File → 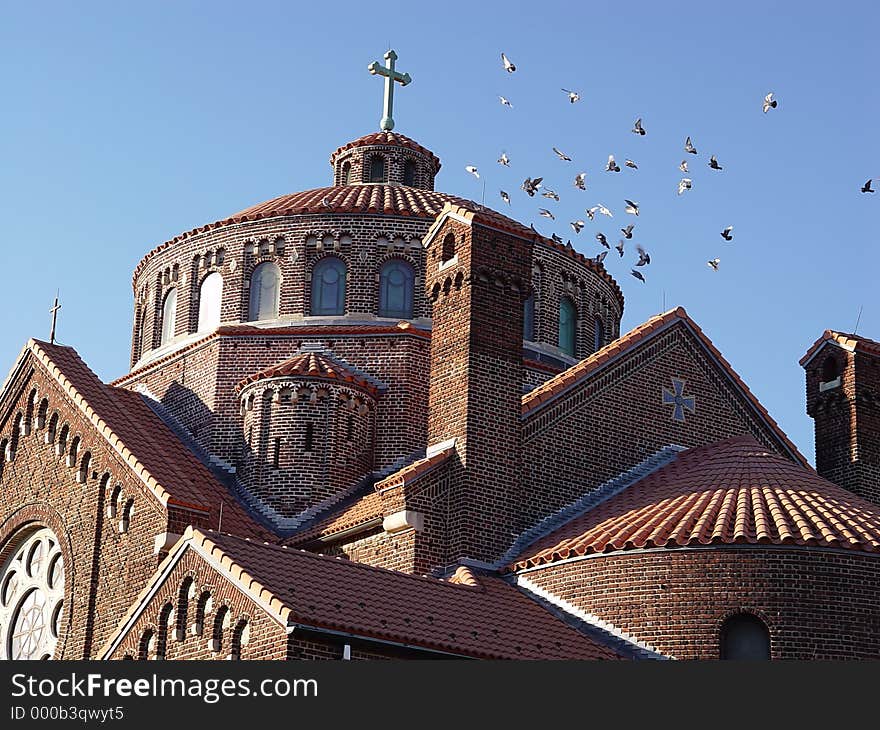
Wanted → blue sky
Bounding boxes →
[0,1,875,462]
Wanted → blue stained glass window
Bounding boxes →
[559,298,576,356]
[378,260,414,319]
[311,257,347,316]
[523,295,535,341]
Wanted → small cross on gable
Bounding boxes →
[662,377,696,423]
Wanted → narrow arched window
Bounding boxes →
[248,262,281,321]
[720,614,771,660]
[523,295,535,341]
[378,259,415,319]
[197,272,223,332]
[559,298,577,356]
[160,288,177,346]
[341,160,352,184]
[369,155,385,182]
[441,233,456,263]
[593,316,605,352]
[311,257,347,316]
[403,160,417,186]
[821,355,840,383]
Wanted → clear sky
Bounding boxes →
[0,1,875,463]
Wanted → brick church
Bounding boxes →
[1,54,879,661]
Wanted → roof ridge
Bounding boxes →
[800,328,880,366]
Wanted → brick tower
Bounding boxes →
[423,205,534,567]
[802,331,880,504]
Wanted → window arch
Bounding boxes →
[248,262,281,321]
[160,288,177,346]
[594,316,605,352]
[523,295,535,341]
[230,618,249,660]
[311,257,347,316]
[341,160,352,184]
[378,259,415,319]
[559,298,577,356]
[441,233,456,263]
[175,576,195,641]
[403,159,417,186]
[197,272,223,332]
[369,155,385,182]
[821,355,840,383]
[156,602,173,660]
[720,614,770,660]
[138,628,155,661]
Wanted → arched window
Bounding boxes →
[138,628,155,661]
[160,288,177,346]
[594,316,605,352]
[311,257,347,316]
[378,259,415,319]
[403,160,417,186]
[720,614,770,660]
[248,262,281,321]
[156,603,173,660]
[341,160,352,184]
[441,233,456,263]
[230,618,249,660]
[369,155,385,182]
[821,355,840,383]
[197,272,223,332]
[559,298,577,356]
[523,295,535,341]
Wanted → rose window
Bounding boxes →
[0,528,66,660]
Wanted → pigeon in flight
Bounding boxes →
[574,172,587,190]
[632,118,646,135]
[679,160,689,173]
[562,88,581,103]
[862,179,875,193]
[571,220,585,234]
[707,258,720,271]
[551,233,563,243]
[631,269,646,283]
[678,178,693,195]
[585,206,598,220]
[499,96,513,108]
[685,136,698,154]
[621,224,634,239]
[541,188,560,201]
[606,155,621,172]
[539,208,556,220]
[553,147,572,161]
[708,155,723,170]
[498,152,510,166]
[596,232,610,249]
[624,200,640,216]
[595,250,608,264]
[615,239,625,257]
[763,92,777,113]
[465,165,480,179]
[500,190,511,205]
[625,159,638,169]
[501,53,516,73]
[721,226,733,241]
[597,204,613,218]
[635,245,650,266]
[522,177,543,196]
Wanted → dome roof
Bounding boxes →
[330,131,441,170]
[236,350,380,396]
[510,435,880,570]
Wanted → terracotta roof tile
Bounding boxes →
[799,329,880,367]
[284,489,384,546]
[510,435,880,570]
[329,131,442,170]
[375,447,454,492]
[235,351,379,396]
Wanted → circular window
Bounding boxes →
[0,528,66,660]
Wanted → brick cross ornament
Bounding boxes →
[368,49,411,131]
[662,377,696,422]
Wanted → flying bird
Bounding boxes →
[522,177,543,196]
[499,96,513,108]
[561,88,580,103]
[636,244,650,266]
[708,155,723,170]
[596,232,610,249]
[500,190,511,205]
[862,179,875,193]
[763,92,777,113]
[721,226,733,241]
[498,152,510,166]
[571,220,585,234]
[541,188,560,201]
[539,208,555,220]
[632,118,646,135]
[631,269,646,283]
[615,239,625,257]
[707,258,720,271]
[553,147,572,161]
[679,160,689,173]
[465,165,480,179]
[595,251,608,264]
[574,172,586,190]
[621,224,634,239]
[597,204,613,218]
[624,200,640,216]
[625,159,638,169]
[685,136,698,154]
[606,155,621,172]
[585,206,598,220]
[501,52,516,73]
[678,178,692,195]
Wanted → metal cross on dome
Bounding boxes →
[662,377,696,423]
[368,49,411,131]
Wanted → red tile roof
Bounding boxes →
[510,435,880,571]
[183,529,621,659]
[799,330,880,367]
[284,489,384,546]
[329,131,442,170]
[374,447,454,492]
[235,351,379,396]
[28,340,268,539]
[520,307,807,467]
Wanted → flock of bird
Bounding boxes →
[463,53,874,288]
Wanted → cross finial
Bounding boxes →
[49,293,61,345]
[367,49,412,131]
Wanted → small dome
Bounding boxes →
[330,131,441,190]
[330,131,441,170]
[236,350,380,397]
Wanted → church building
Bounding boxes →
[1,52,879,661]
